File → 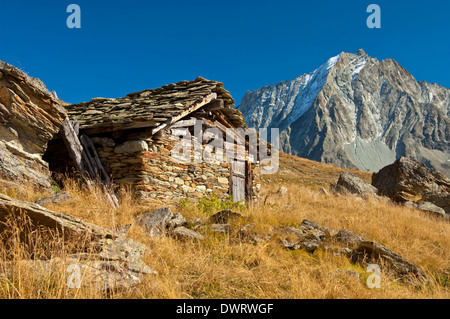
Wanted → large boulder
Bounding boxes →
[331,172,378,198]
[372,157,450,205]
[0,61,67,189]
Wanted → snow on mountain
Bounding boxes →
[237,49,450,176]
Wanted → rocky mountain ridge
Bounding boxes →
[237,49,449,176]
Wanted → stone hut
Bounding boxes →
[45,77,259,204]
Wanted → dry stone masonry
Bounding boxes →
[62,77,259,204]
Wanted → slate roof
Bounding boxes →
[66,77,246,134]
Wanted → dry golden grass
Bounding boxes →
[0,159,449,299]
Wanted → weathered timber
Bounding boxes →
[151,93,217,135]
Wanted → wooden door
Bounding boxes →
[230,159,246,202]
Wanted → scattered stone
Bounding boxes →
[329,183,350,196]
[422,193,450,215]
[35,192,75,207]
[209,209,247,224]
[167,212,186,229]
[417,202,446,218]
[334,229,365,246]
[404,201,418,209]
[334,172,378,198]
[211,224,230,234]
[0,193,113,238]
[171,226,204,241]
[135,207,173,237]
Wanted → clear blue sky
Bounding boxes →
[1,0,449,105]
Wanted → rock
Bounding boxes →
[329,183,350,196]
[0,61,67,189]
[114,140,148,154]
[167,212,186,229]
[372,157,450,203]
[209,209,246,224]
[417,202,446,218]
[282,238,321,253]
[350,240,428,285]
[114,224,132,236]
[279,223,324,254]
[404,201,418,209]
[334,172,378,198]
[171,226,204,241]
[276,186,288,195]
[334,229,365,246]
[91,137,116,148]
[422,193,450,215]
[0,193,155,291]
[135,207,173,237]
[90,236,154,275]
[35,192,75,207]
[211,224,230,234]
[0,193,114,238]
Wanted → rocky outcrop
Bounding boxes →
[0,193,155,290]
[279,219,428,285]
[0,61,67,189]
[237,49,449,176]
[372,157,450,209]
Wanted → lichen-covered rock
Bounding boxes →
[0,61,67,189]
[372,157,450,203]
[171,226,204,241]
[417,202,446,218]
[422,193,450,215]
[334,172,378,198]
[135,207,173,237]
[35,192,75,207]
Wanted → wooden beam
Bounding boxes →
[203,99,224,111]
[59,118,119,208]
[59,118,88,180]
[151,93,217,135]
[80,134,119,208]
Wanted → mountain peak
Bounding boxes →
[237,51,449,176]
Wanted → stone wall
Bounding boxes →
[92,132,259,204]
